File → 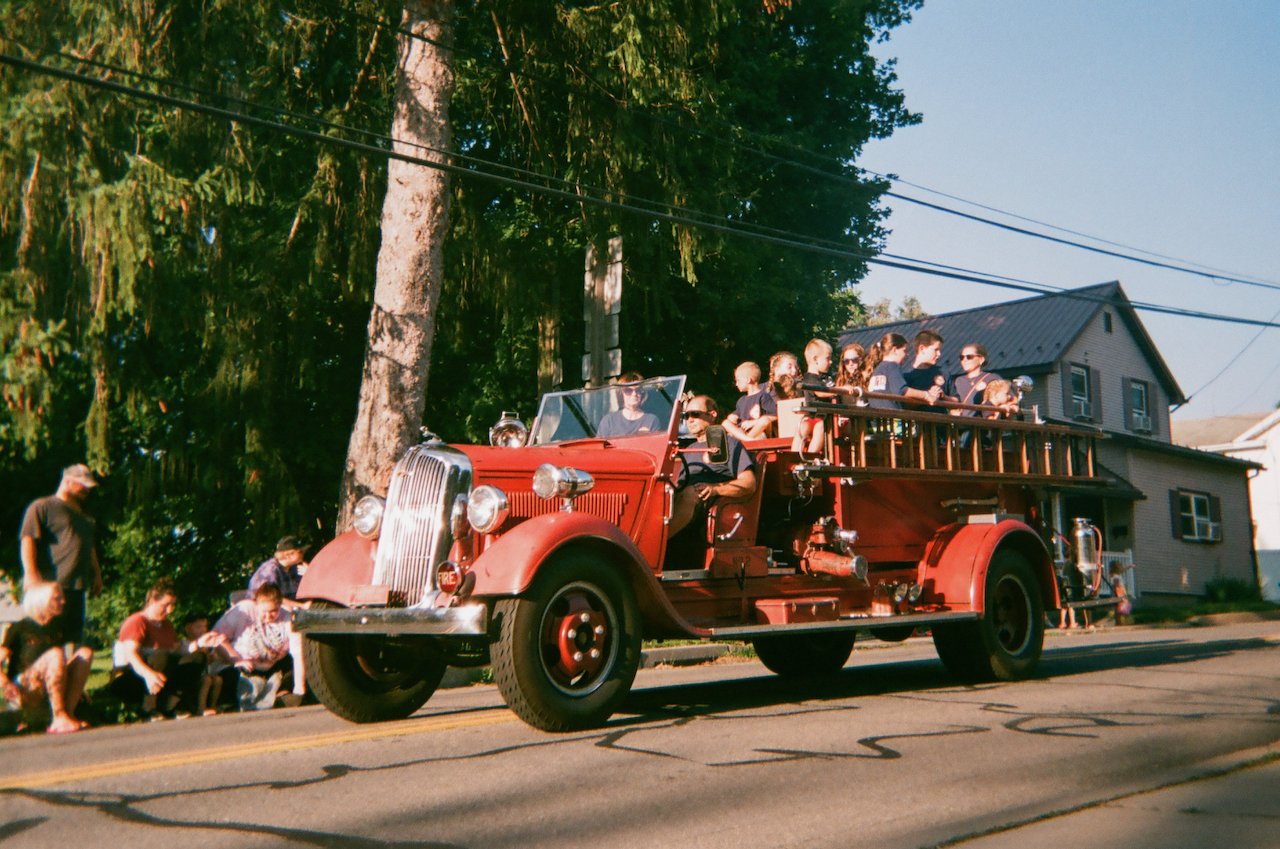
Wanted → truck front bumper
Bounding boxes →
[292,602,489,637]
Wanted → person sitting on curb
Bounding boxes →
[0,583,92,734]
[111,578,225,719]
[248,536,312,707]
[181,612,224,715]
[213,583,297,709]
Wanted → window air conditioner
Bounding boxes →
[1132,412,1153,432]
[1072,398,1092,419]
[1207,522,1222,542]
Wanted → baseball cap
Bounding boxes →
[61,464,98,488]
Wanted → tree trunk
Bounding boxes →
[337,0,454,530]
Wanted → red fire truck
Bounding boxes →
[293,375,1116,731]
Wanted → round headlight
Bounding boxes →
[532,464,594,500]
[352,495,385,539]
[467,485,509,534]
[489,411,528,448]
[532,463,562,499]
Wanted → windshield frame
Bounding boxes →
[529,376,686,446]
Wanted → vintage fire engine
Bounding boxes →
[293,375,1117,731]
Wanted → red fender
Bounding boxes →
[469,512,649,595]
[920,519,1057,614]
[296,530,376,607]
[470,512,702,637]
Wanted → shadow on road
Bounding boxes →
[618,634,1278,726]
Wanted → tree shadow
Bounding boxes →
[617,634,1279,726]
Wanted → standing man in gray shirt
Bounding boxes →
[19,464,103,645]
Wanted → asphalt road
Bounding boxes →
[2,620,1278,849]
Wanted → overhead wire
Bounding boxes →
[3,49,1279,331]
[314,2,1280,292]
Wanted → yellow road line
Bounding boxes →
[2,709,515,790]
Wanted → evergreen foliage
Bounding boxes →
[0,0,920,639]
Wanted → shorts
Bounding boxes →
[50,588,87,645]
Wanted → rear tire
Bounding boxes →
[752,631,855,677]
[933,550,1044,682]
[304,605,446,723]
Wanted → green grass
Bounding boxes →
[1131,599,1279,625]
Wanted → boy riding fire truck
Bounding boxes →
[293,375,1117,731]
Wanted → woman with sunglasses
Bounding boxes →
[596,372,662,438]
[834,343,866,401]
[951,343,998,417]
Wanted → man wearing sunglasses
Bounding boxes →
[669,395,757,536]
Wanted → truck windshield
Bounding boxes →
[530,376,686,445]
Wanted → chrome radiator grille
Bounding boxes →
[372,443,472,604]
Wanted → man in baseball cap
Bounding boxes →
[18,463,104,646]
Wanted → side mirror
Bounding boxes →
[703,425,729,464]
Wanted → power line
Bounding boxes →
[3,38,894,266]
[863,170,1275,283]
[4,50,1280,332]
[319,4,1280,292]
[1184,305,1280,402]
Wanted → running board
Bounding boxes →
[708,610,980,639]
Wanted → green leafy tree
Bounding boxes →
[0,0,921,637]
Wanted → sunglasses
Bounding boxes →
[960,354,980,360]
[682,410,711,420]
[842,357,860,364]
[621,387,642,395]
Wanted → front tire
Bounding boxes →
[753,631,855,677]
[933,550,1044,682]
[492,552,641,732]
[304,611,446,723]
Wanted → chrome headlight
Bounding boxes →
[489,411,529,447]
[532,464,595,500]
[1012,375,1035,397]
[352,495,385,539]
[467,485,509,533]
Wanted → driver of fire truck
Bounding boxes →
[597,372,663,438]
[669,395,757,536]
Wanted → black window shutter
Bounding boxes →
[1148,390,1160,436]
[1061,362,1075,418]
[1122,377,1134,431]
[1090,368,1103,423]
[1209,495,1222,523]
[1169,489,1183,539]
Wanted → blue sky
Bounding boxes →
[855,1,1280,421]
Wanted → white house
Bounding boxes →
[1174,410,1280,601]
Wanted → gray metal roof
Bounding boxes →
[838,282,1185,402]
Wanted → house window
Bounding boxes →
[1129,380,1151,432]
[1070,365,1092,419]
[1171,489,1222,543]
[1103,312,1113,333]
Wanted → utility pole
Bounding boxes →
[582,236,622,387]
